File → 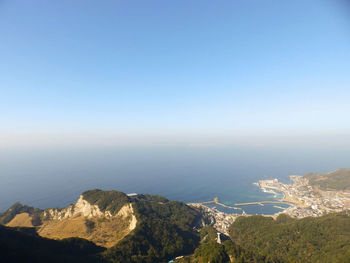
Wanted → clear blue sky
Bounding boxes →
[1,0,350,146]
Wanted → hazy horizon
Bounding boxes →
[1,144,349,212]
[1,2,350,262]
[1,1,350,211]
[1,0,350,148]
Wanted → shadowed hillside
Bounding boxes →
[0,190,202,263]
[0,225,105,263]
[2,190,350,263]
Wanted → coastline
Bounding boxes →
[191,177,301,226]
[257,179,301,206]
[255,174,350,218]
[190,181,296,225]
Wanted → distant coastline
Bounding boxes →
[257,171,350,218]
[192,169,350,222]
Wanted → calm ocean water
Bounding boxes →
[0,146,349,214]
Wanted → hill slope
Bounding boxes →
[0,225,104,263]
[305,168,350,191]
[228,213,350,263]
[2,189,350,262]
[104,194,201,262]
[0,189,202,263]
[38,190,135,247]
[0,202,42,226]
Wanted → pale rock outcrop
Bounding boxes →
[117,203,137,230]
[44,195,112,220]
[39,196,137,247]
[43,195,137,231]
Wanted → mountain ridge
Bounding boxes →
[0,189,202,262]
[2,187,350,262]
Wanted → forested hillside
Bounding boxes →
[1,191,350,263]
[103,194,201,262]
[0,190,202,263]
[229,213,350,263]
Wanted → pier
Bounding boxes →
[199,198,241,210]
[199,197,291,208]
[234,201,291,206]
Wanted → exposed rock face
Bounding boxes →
[117,203,137,231]
[2,192,138,248]
[44,195,112,220]
[38,196,137,248]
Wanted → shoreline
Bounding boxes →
[191,178,299,219]
[257,179,302,206]
[254,175,350,218]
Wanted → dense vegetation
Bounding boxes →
[0,202,42,226]
[2,190,350,263]
[179,213,350,263]
[178,225,249,263]
[0,191,202,263]
[82,189,130,214]
[229,212,350,263]
[305,168,350,191]
[103,195,201,263]
[178,226,229,263]
[82,190,202,262]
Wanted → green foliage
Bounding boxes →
[305,168,350,191]
[103,198,201,263]
[275,213,294,224]
[82,189,130,214]
[1,190,203,263]
[199,225,217,242]
[132,193,169,203]
[5,189,350,263]
[229,212,350,263]
[185,226,245,263]
[193,240,229,263]
[0,202,42,225]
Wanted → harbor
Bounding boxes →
[198,197,292,209]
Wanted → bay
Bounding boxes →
[0,145,349,214]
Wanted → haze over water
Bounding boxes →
[1,145,349,214]
[1,1,349,215]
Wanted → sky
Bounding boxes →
[1,0,350,147]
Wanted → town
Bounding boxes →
[190,174,350,236]
[258,176,350,218]
[189,203,237,235]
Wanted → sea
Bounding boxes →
[0,145,349,215]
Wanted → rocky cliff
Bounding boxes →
[38,194,136,248]
[0,189,202,262]
[43,195,113,220]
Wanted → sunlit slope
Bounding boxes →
[0,189,202,263]
[305,168,350,191]
[38,190,136,248]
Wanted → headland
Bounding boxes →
[258,173,350,218]
[190,169,350,231]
